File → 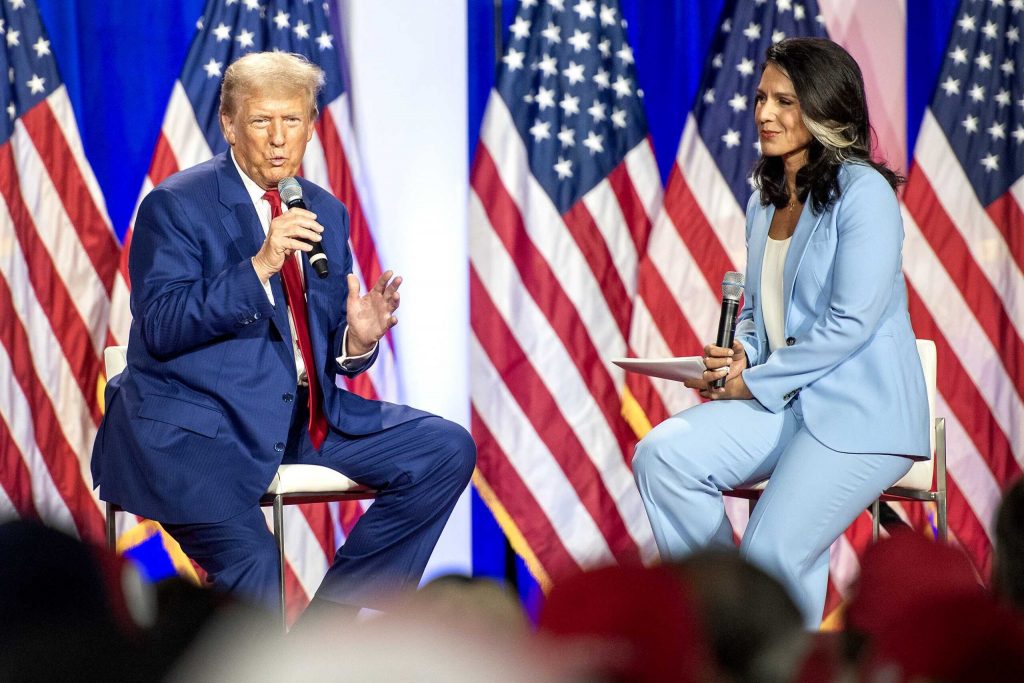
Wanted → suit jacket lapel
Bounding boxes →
[748,202,771,346]
[214,153,293,348]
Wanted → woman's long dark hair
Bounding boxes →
[751,38,903,214]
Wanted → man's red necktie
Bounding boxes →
[263,190,329,450]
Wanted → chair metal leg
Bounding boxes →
[105,502,117,552]
[274,495,286,631]
[935,491,948,543]
[871,499,880,542]
[935,417,948,543]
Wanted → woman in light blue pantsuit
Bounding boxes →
[632,39,930,628]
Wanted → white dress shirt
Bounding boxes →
[761,235,791,354]
[230,151,376,380]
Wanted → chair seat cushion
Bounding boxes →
[265,464,365,495]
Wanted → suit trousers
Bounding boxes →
[164,387,476,613]
[632,396,912,628]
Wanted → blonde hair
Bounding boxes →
[219,52,325,119]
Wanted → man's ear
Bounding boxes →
[220,112,235,145]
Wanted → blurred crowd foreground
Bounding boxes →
[3,477,1024,682]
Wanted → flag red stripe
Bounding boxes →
[472,147,637,458]
[337,500,363,537]
[316,110,382,287]
[0,418,41,519]
[20,104,119,294]
[562,199,632,338]
[945,474,994,577]
[471,268,640,562]
[904,172,1024,400]
[906,282,1023,487]
[148,132,181,188]
[0,276,104,541]
[636,257,704,356]
[984,192,1024,278]
[471,407,581,579]
[663,167,738,294]
[343,372,379,401]
[314,110,395,350]
[297,502,336,561]
[0,145,103,424]
[607,160,652,255]
[284,559,311,627]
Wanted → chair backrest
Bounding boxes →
[889,339,937,491]
[104,345,128,380]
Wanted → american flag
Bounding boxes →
[900,0,1023,578]
[625,0,888,623]
[469,0,660,586]
[0,1,117,540]
[105,0,392,622]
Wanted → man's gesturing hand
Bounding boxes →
[252,208,324,283]
[346,270,401,356]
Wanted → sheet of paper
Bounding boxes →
[611,356,706,383]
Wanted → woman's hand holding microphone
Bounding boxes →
[682,340,753,400]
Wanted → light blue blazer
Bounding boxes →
[736,161,930,459]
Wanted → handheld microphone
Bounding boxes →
[278,177,329,279]
[712,271,745,389]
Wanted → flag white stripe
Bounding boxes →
[647,202,721,344]
[580,179,639,300]
[915,112,1024,334]
[327,96,381,234]
[305,110,400,402]
[901,206,1024,463]
[938,392,1001,537]
[471,192,657,556]
[628,297,700,417]
[0,484,14,520]
[303,128,330,189]
[471,333,615,567]
[1011,174,1024,213]
[262,506,329,599]
[0,195,103,518]
[0,345,78,534]
[678,116,748,267]
[479,93,626,355]
[827,532,861,598]
[45,88,112,229]
[11,121,109,355]
[623,140,664,228]
[163,82,214,168]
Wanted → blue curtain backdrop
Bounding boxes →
[37,0,961,605]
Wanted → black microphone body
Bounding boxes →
[278,177,329,279]
[712,272,745,389]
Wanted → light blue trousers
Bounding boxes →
[632,397,913,628]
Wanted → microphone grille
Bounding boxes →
[721,271,745,301]
[278,177,303,206]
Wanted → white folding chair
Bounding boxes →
[723,339,948,542]
[100,346,376,628]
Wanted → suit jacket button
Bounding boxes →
[274,442,285,452]
[786,337,796,346]
[282,393,294,403]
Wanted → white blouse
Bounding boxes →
[761,235,791,354]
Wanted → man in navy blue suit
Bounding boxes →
[91,52,476,615]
